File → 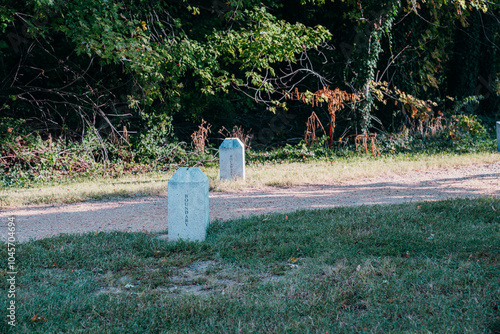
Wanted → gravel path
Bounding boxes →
[1,162,499,243]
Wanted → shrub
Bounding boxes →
[377,114,493,154]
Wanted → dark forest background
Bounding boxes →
[0,0,498,169]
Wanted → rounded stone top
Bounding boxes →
[219,138,244,149]
[169,167,208,183]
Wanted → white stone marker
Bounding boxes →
[219,138,245,180]
[168,167,209,242]
[497,121,500,152]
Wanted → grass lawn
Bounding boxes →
[1,151,499,207]
[1,197,499,333]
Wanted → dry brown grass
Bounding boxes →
[218,125,253,151]
[1,152,499,207]
[191,119,212,153]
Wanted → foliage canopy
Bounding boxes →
[0,0,498,161]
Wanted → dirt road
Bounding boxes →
[1,162,499,243]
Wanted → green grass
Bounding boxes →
[2,151,499,207]
[1,197,499,333]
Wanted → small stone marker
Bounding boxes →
[219,138,245,180]
[168,167,209,242]
[497,121,500,152]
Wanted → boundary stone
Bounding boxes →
[168,167,209,241]
[219,138,245,180]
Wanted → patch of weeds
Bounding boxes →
[264,179,294,187]
[377,114,495,155]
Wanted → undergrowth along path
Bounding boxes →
[1,162,499,243]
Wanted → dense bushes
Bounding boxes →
[0,1,498,187]
[1,113,495,187]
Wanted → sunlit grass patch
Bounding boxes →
[0,171,173,207]
[203,151,500,192]
[1,151,499,207]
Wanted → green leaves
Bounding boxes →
[209,6,331,96]
[18,1,332,109]
[0,5,14,34]
[213,7,330,72]
[1,0,495,151]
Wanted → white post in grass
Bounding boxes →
[219,138,245,181]
[497,121,500,152]
[168,167,209,242]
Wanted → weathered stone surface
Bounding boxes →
[219,138,245,180]
[168,167,209,242]
[497,121,500,152]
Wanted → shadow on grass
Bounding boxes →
[0,198,499,333]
